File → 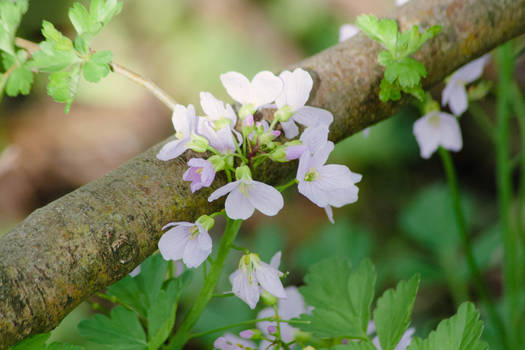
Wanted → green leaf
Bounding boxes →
[373,275,420,350]
[0,0,29,55]
[407,303,487,350]
[30,42,79,72]
[78,306,148,350]
[295,257,376,339]
[379,79,401,102]
[47,65,81,114]
[68,3,101,36]
[7,333,83,350]
[384,57,426,88]
[90,0,123,27]
[8,333,50,350]
[41,21,73,51]
[82,50,113,82]
[355,14,398,53]
[5,63,33,96]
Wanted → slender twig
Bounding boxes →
[438,147,509,349]
[14,37,177,111]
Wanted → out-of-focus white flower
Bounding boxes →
[396,0,411,6]
[220,71,283,116]
[157,104,199,161]
[442,54,490,116]
[368,321,415,350]
[230,252,286,309]
[339,24,359,42]
[214,333,255,350]
[158,216,214,268]
[257,286,308,349]
[129,265,141,277]
[413,110,462,159]
[276,68,333,139]
[208,166,283,220]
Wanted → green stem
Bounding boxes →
[438,147,508,349]
[468,102,496,143]
[496,43,520,349]
[166,218,243,350]
[276,179,298,192]
[510,83,525,249]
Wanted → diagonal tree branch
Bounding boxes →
[0,0,524,347]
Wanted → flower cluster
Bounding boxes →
[156,68,362,308]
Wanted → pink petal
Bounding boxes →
[250,71,283,107]
[248,182,284,216]
[225,187,255,220]
[158,226,190,261]
[208,181,240,202]
[157,139,188,161]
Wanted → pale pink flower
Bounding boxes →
[183,158,216,193]
[339,24,359,42]
[158,221,212,268]
[214,333,255,350]
[442,54,490,116]
[413,111,462,159]
[220,71,283,111]
[157,104,198,161]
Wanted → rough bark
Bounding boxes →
[1,0,524,347]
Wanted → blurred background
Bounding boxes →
[1,0,522,349]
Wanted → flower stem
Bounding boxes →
[276,179,298,192]
[496,43,520,349]
[166,218,243,350]
[438,147,508,349]
[511,83,525,249]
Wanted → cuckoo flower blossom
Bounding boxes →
[367,321,414,350]
[220,71,283,117]
[230,252,286,309]
[276,68,333,138]
[413,110,462,159]
[442,54,490,116]
[257,286,308,349]
[158,216,214,268]
[183,158,216,193]
[157,104,199,161]
[214,334,255,350]
[208,166,284,220]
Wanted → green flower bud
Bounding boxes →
[208,155,226,171]
[239,104,256,119]
[269,146,288,162]
[235,165,252,181]
[274,105,295,122]
[213,117,232,130]
[260,289,278,306]
[423,98,440,115]
[196,215,215,231]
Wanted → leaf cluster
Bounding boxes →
[294,257,487,350]
[78,254,191,350]
[0,0,121,112]
[7,333,83,350]
[356,14,441,102]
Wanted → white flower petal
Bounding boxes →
[413,114,441,159]
[250,71,283,107]
[448,84,468,116]
[326,186,360,207]
[363,127,371,138]
[277,68,313,110]
[339,24,359,42]
[158,226,190,261]
[198,229,213,251]
[129,265,141,277]
[208,181,240,202]
[255,262,286,298]
[230,269,260,309]
[324,205,335,223]
[183,238,211,268]
[256,307,275,336]
[301,124,330,154]
[247,182,284,216]
[221,71,251,104]
[279,286,307,319]
[451,54,490,84]
[437,112,463,152]
[396,0,410,6]
[280,119,299,139]
[311,141,335,169]
[293,106,334,128]
[270,251,282,270]
[395,328,415,350]
[317,164,356,190]
[298,181,329,207]
[225,187,255,220]
[156,138,188,161]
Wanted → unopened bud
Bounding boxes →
[260,289,278,306]
[239,104,256,119]
[208,155,226,171]
[235,165,252,181]
[188,134,209,153]
[239,329,262,340]
[196,215,215,231]
[267,325,277,334]
[274,105,294,122]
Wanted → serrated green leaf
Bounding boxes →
[379,79,401,102]
[46,342,84,350]
[403,84,425,101]
[69,3,101,36]
[90,0,123,26]
[373,275,420,350]
[384,57,426,88]
[41,21,73,51]
[73,35,90,56]
[78,306,148,350]
[355,14,398,53]
[1,51,15,69]
[407,303,487,350]
[7,333,50,350]
[82,50,113,82]
[0,0,28,55]
[295,257,376,339]
[29,42,79,73]
[47,65,81,114]
[5,63,33,96]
